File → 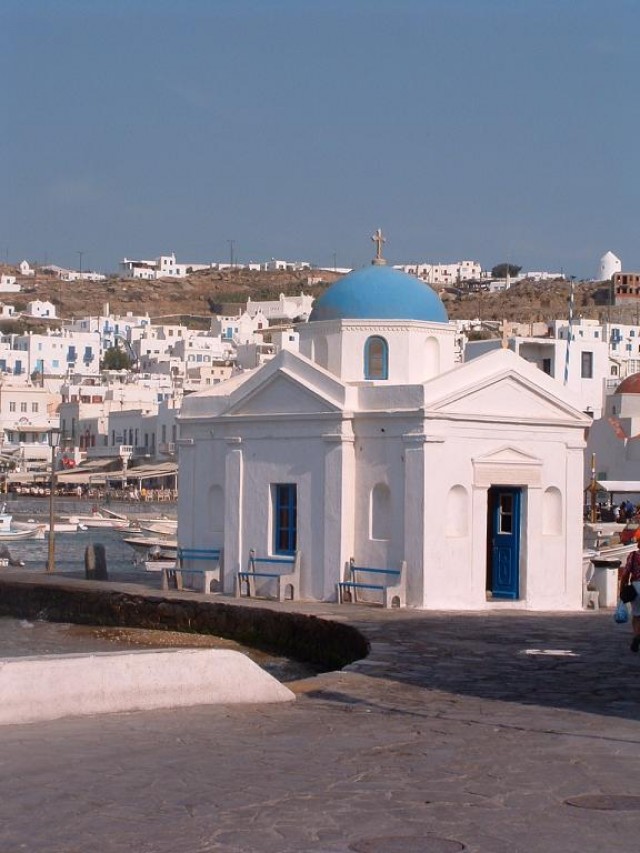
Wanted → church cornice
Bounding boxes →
[305,318,455,334]
[423,410,586,429]
[345,321,454,333]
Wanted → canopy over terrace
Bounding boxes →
[55,461,178,489]
[55,458,120,486]
[583,479,640,522]
[592,480,640,494]
[105,461,178,490]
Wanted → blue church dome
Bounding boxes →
[309,264,449,323]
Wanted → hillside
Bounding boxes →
[0,265,633,331]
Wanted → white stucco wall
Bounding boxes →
[179,337,589,611]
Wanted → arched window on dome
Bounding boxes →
[364,336,388,380]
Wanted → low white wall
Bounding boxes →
[0,648,295,725]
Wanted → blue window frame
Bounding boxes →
[274,483,297,555]
[364,336,388,380]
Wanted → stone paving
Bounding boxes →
[0,574,639,852]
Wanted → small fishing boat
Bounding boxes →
[135,520,177,537]
[63,510,126,529]
[40,521,89,534]
[0,506,45,541]
[122,534,178,563]
[143,550,177,573]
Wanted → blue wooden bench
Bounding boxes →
[235,549,301,601]
[337,557,407,608]
[162,547,223,594]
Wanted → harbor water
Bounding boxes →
[3,496,176,575]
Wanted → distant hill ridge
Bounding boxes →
[0,265,630,329]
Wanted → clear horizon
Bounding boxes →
[2,0,637,279]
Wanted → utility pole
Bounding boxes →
[333,252,337,272]
[77,251,84,281]
[227,240,235,269]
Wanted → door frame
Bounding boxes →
[486,486,522,600]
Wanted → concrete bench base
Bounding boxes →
[162,567,218,594]
[0,648,295,725]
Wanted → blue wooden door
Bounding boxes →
[488,487,521,600]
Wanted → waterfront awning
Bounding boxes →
[102,462,178,483]
[589,480,640,494]
[56,458,120,485]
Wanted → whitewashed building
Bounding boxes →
[0,382,59,471]
[179,252,589,610]
[120,253,210,279]
[0,274,20,293]
[26,300,57,319]
[587,373,640,488]
[600,251,622,281]
[65,306,151,357]
[245,293,314,323]
[210,309,269,344]
[59,374,179,462]
[41,265,105,282]
[394,260,482,285]
[261,259,311,272]
[0,330,100,384]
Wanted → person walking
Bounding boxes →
[620,540,640,652]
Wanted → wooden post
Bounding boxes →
[589,453,598,523]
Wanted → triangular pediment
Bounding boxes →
[429,373,586,423]
[475,445,542,466]
[226,370,343,417]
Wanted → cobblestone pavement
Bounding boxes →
[0,576,639,853]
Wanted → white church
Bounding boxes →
[178,235,590,610]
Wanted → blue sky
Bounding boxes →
[1,0,637,277]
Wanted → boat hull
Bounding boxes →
[0,526,45,541]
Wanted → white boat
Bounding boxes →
[0,507,45,541]
[123,534,178,562]
[144,558,176,573]
[136,520,177,536]
[63,511,126,529]
[40,521,88,533]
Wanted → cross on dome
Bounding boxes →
[371,228,386,266]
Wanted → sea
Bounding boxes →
[3,495,176,575]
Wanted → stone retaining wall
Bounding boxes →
[0,579,369,670]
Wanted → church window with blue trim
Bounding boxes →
[273,484,297,554]
[364,336,388,380]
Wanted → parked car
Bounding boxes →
[620,521,640,545]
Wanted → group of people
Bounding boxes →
[616,499,637,522]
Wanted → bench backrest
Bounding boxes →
[347,557,406,580]
[247,549,301,573]
[178,547,223,568]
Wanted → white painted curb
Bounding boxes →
[0,648,295,725]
